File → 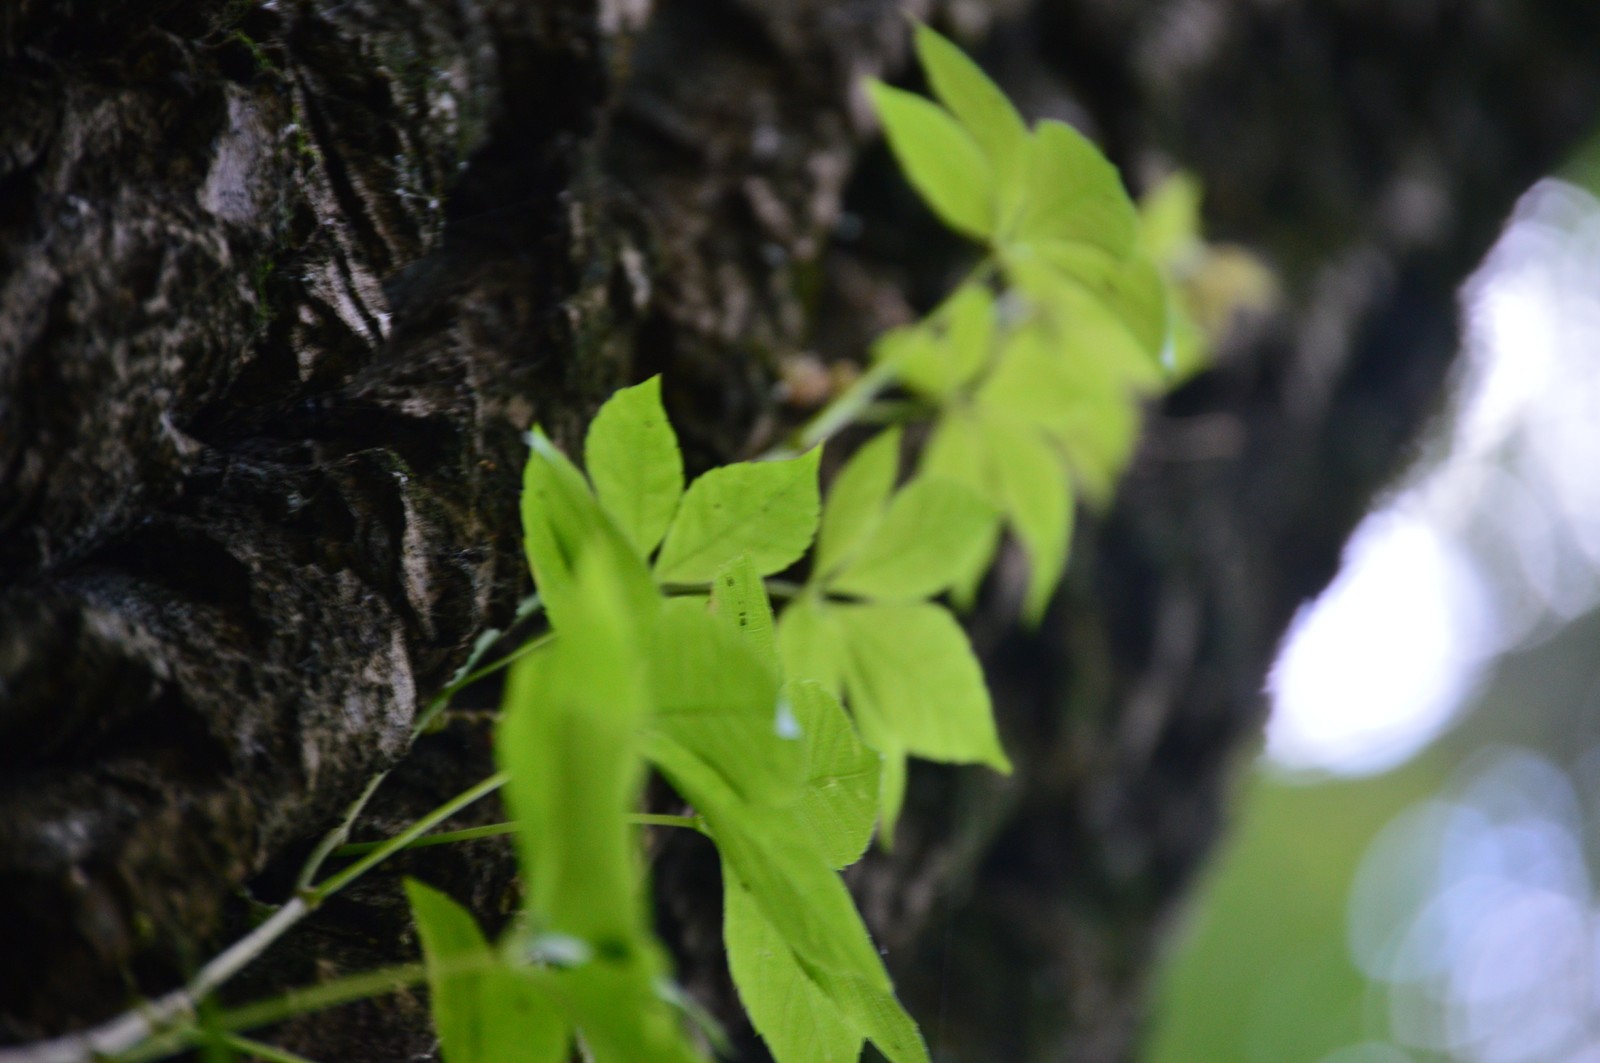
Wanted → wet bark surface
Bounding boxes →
[2,0,1598,1059]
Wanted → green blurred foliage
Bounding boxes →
[1145,755,1449,1063]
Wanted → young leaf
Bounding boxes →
[921,408,994,499]
[826,476,996,601]
[644,598,801,809]
[496,550,653,947]
[1007,119,1136,258]
[406,880,567,1063]
[723,865,862,1063]
[834,602,1010,773]
[815,427,901,577]
[866,80,995,241]
[918,413,1003,608]
[547,960,708,1063]
[775,593,849,697]
[913,24,1028,191]
[522,428,657,633]
[1138,171,1204,265]
[668,766,930,1063]
[941,281,997,386]
[981,415,1073,623]
[709,554,779,669]
[788,680,880,869]
[585,376,684,557]
[654,448,821,584]
[874,323,954,401]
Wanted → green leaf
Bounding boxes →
[788,680,880,869]
[826,476,996,601]
[709,554,779,669]
[667,766,929,1063]
[776,593,849,697]
[548,961,707,1063]
[866,80,995,240]
[496,550,653,947]
[975,325,1141,502]
[1058,250,1171,367]
[654,448,822,584]
[1138,171,1203,265]
[921,408,994,500]
[833,602,1010,773]
[723,863,862,1063]
[919,413,1002,608]
[1007,119,1136,258]
[877,285,997,400]
[914,24,1028,193]
[521,428,657,633]
[873,324,951,401]
[585,376,684,557]
[941,282,997,386]
[644,598,800,808]
[815,428,901,577]
[981,414,1073,624]
[406,880,567,1063]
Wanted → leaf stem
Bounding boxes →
[435,630,556,700]
[309,772,509,902]
[213,1035,323,1063]
[628,813,706,833]
[0,773,509,1063]
[776,359,900,458]
[334,819,520,857]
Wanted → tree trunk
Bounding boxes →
[2,1,1597,1060]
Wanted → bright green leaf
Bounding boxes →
[941,282,997,386]
[406,880,567,1063]
[654,448,821,584]
[788,680,880,868]
[875,323,948,401]
[724,863,862,1063]
[496,551,653,947]
[866,80,995,241]
[815,428,901,577]
[921,408,994,501]
[975,324,1141,502]
[671,768,929,1063]
[1138,171,1204,265]
[914,24,1028,195]
[548,960,707,1063]
[981,414,1073,624]
[811,964,930,1063]
[709,554,779,669]
[644,599,800,808]
[776,593,849,697]
[1007,119,1136,258]
[826,476,996,601]
[585,376,684,557]
[521,428,657,633]
[834,602,1010,773]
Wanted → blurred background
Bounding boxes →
[1146,170,1600,1063]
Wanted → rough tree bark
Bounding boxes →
[2,1,1597,1060]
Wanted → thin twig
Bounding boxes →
[0,773,509,1063]
[214,1034,323,1063]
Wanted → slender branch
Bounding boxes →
[773,358,900,458]
[435,630,556,701]
[0,774,509,1063]
[335,819,520,857]
[293,770,391,895]
[214,1034,323,1063]
[309,772,509,901]
[112,964,430,1063]
[628,813,705,833]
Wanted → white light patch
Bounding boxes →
[1265,509,1497,777]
